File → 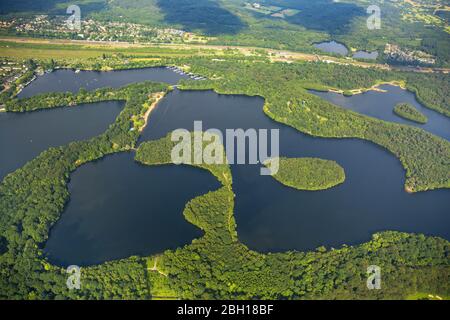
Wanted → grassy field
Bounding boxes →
[0,38,222,60]
[1,0,449,67]
[0,44,102,59]
[1,36,446,74]
[2,37,449,74]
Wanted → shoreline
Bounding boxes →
[139,92,166,132]
[327,81,407,96]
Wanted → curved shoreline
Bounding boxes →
[1,36,449,74]
[140,92,167,132]
[327,81,407,96]
[265,157,346,191]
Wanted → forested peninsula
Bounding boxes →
[175,58,450,192]
[0,54,449,300]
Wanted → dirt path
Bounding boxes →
[328,81,406,95]
[1,36,448,74]
[148,257,168,277]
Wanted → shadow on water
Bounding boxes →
[157,0,247,35]
[141,89,450,252]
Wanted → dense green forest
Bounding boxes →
[5,86,125,112]
[157,0,246,35]
[175,57,450,192]
[0,53,449,299]
[7,54,449,193]
[0,81,169,299]
[267,157,345,191]
[136,132,232,187]
[394,103,428,124]
[136,135,449,300]
[0,0,449,66]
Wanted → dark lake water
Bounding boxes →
[311,85,450,141]
[2,67,213,266]
[352,51,378,60]
[44,152,218,266]
[141,89,449,253]
[2,67,188,181]
[314,41,349,56]
[0,101,124,180]
[5,68,448,265]
[18,67,187,98]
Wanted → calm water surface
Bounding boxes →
[312,85,450,140]
[7,69,448,264]
[44,153,219,266]
[314,41,349,56]
[141,89,449,252]
[18,67,187,98]
[2,68,215,266]
[352,51,378,59]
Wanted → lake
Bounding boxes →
[314,41,349,56]
[18,67,188,98]
[352,51,378,60]
[3,68,448,265]
[311,84,450,141]
[313,42,378,60]
[0,101,124,180]
[2,67,217,266]
[43,152,219,266]
[141,89,449,253]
